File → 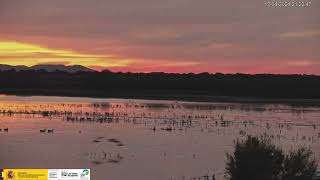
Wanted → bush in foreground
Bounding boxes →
[225,136,318,180]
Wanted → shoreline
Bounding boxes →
[1,89,320,105]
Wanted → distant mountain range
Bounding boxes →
[0,64,96,73]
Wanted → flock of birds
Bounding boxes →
[39,128,54,133]
[0,127,8,132]
[0,101,319,180]
[0,102,319,141]
[0,127,55,133]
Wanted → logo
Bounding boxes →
[80,169,89,177]
[6,171,15,179]
[48,170,58,179]
[61,170,68,177]
[61,170,79,178]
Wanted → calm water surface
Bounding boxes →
[0,95,319,180]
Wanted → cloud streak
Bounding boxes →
[0,41,132,67]
[279,30,320,38]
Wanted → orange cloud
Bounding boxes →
[0,41,133,67]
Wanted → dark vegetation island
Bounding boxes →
[0,66,320,103]
[226,136,319,180]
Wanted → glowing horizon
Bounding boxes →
[0,41,208,73]
[0,41,133,68]
[0,40,319,74]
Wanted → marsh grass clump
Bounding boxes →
[225,136,318,180]
[282,148,318,180]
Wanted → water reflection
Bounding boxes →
[0,95,319,180]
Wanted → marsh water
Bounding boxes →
[0,95,319,180]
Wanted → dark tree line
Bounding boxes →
[0,70,319,99]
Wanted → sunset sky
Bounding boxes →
[0,0,319,74]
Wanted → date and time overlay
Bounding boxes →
[265,1,313,7]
